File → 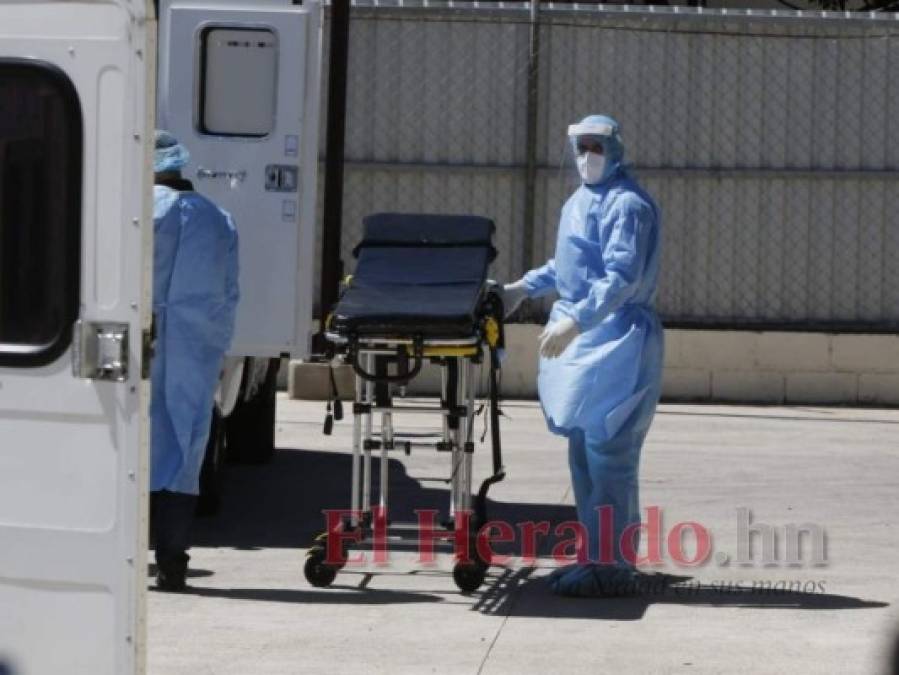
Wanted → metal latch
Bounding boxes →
[73,320,129,382]
[264,164,299,192]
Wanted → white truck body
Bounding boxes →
[0,0,322,672]
[0,2,155,673]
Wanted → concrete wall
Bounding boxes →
[662,329,899,405]
[288,326,899,405]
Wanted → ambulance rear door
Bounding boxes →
[157,0,322,358]
[0,1,155,673]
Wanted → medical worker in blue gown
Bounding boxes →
[502,115,663,597]
[150,130,239,591]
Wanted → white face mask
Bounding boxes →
[576,151,606,185]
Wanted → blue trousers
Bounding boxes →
[566,387,659,567]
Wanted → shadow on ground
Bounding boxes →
[471,567,889,621]
[191,446,888,617]
[152,584,444,605]
[193,446,577,555]
[147,564,213,579]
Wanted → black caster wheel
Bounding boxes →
[311,532,348,571]
[304,548,338,588]
[453,560,487,593]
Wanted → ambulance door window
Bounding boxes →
[0,60,82,367]
[199,28,278,137]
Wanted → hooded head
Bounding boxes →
[567,114,624,186]
[154,129,191,175]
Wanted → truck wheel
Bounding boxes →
[196,408,224,517]
[225,357,279,464]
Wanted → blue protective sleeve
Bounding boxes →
[522,258,557,298]
[567,198,652,330]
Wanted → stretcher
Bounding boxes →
[304,213,506,592]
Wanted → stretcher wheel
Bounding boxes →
[453,560,487,593]
[310,532,349,571]
[304,548,338,588]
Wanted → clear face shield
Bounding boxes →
[557,120,617,196]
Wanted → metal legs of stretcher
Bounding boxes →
[304,350,497,593]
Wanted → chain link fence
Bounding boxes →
[317,2,899,331]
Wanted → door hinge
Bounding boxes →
[141,318,156,380]
[73,320,129,382]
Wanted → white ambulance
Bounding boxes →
[0,0,322,672]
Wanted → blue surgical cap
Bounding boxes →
[154,129,190,173]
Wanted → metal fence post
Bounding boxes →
[521,0,541,284]
[315,0,351,355]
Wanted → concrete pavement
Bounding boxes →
[148,396,899,674]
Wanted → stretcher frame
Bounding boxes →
[305,315,505,593]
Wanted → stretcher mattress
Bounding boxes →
[329,213,497,340]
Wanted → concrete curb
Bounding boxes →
[287,326,899,405]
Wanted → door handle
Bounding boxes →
[73,320,129,382]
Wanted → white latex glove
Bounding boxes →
[538,317,580,358]
[501,280,529,318]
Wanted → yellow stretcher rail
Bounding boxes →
[407,345,479,358]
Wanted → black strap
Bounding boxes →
[488,347,504,476]
[474,345,506,526]
[155,176,195,192]
[350,340,423,384]
[328,365,343,420]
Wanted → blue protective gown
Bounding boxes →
[523,164,663,591]
[150,186,239,495]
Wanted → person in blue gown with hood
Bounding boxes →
[502,115,663,597]
[150,130,239,591]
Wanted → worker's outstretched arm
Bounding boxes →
[521,258,557,298]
